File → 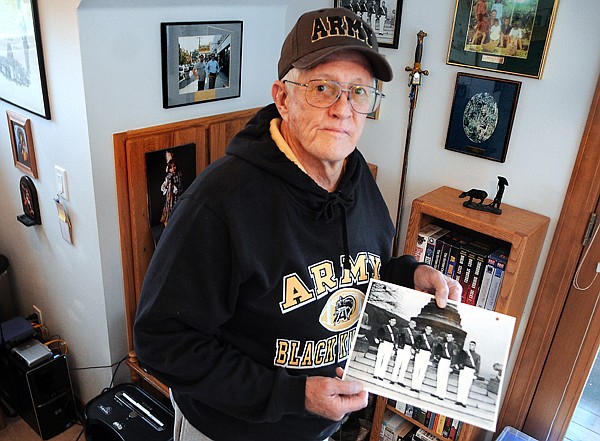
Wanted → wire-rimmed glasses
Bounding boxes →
[283,79,384,115]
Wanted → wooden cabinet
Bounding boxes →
[114,107,261,398]
[369,186,549,441]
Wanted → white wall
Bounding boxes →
[0,0,599,408]
[0,0,113,402]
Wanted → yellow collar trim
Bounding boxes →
[269,118,307,174]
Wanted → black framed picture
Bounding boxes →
[335,0,402,49]
[446,0,559,79]
[445,72,521,163]
[161,21,242,108]
[0,0,51,119]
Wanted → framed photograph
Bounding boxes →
[335,0,402,49]
[445,72,521,163]
[7,110,38,178]
[145,144,197,245]
[447,0,559,79]
[161,21,242,108]
[343,279,515,432]
[0,0,51,119]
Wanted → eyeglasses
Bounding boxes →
[283,79,384,115]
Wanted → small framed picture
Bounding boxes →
[7,111,38,178]
[446,0,559,79]
[445,72,521,163]
[161,21,243,108]
[18,175,41,226]
[335,0,403,49]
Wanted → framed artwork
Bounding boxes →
[7,110,38,178]
[17,175,41,226]
[445,72,521,163]
[161,21,243,108]
[0,0,51,119]
[447,0,559,79]
[335,0,402,49]
[145,144,197,245]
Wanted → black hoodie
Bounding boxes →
[134,104,410,440]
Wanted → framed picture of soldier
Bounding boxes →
[335,0,403,49]
[446,0,559,79]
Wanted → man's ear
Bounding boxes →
[272,80,289,121]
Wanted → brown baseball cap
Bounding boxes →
[278,7,393,82]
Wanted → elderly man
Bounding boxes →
[134,7,460,441]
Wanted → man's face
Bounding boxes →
[276,54,373,168]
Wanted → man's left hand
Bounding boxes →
[413,265,462,308]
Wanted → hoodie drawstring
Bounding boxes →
[317,192,353,270]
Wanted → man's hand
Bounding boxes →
[413,264,462,308]
[305,367,368,421]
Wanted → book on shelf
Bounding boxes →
[424,410,433,429]
[431,228,450,271]
[476,247,509,309]
[442,416,453,438]
[460,239,499,306]
[395,401,407,414]
[415,224,446,262]
[451,419,463,440]
[435,414,446,436]
[424,228,450,266]
[484,249,509,310]
[412,224,510,309]
[444,233,469,279]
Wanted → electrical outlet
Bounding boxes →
[33,305,43,325]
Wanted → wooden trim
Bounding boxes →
[499,74,600,435]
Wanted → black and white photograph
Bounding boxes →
[335,0,402,48]
[343,279,515,431]
[161,21,242,108]
[0,0,51,119]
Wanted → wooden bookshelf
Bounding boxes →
[370,186,549,441]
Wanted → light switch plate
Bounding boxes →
[55,165,68,200]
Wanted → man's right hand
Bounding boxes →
[305,367,368,421]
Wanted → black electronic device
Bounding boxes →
[0,352,77,439]
[84,383,174,441]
